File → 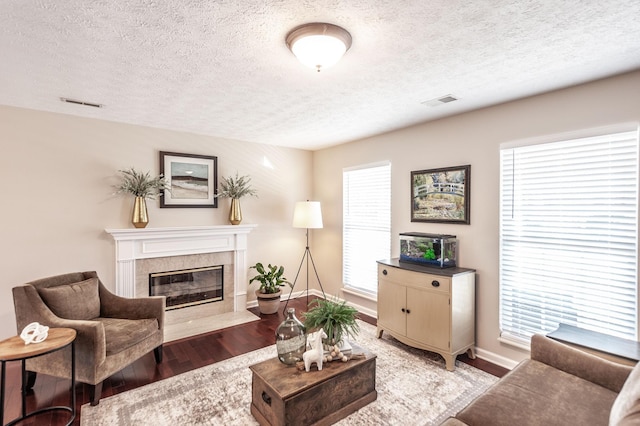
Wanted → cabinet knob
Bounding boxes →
[401,308,405,313]
[382,269,388,275]
[406,309,411,314]
[432,280,440,288]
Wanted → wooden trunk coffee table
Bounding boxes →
[249,343,376,426]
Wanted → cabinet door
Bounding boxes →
[406,288,450,351]
[378,279,407,335]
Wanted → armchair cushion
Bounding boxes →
[38,277,100,320]
[97,317,160,355]
[610,362,640,425]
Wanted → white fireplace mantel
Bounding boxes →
[105,225,257,311]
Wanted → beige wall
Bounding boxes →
[2,70,639,365]
[0,106,313,340]
[313,70,640,366]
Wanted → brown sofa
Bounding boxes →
[13,271,165,405]
[442,334,640,425]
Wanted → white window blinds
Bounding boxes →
[500,129,639,343]
[343,162,391,294]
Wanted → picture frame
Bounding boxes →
[159,151,218,208]
[411,165,470,224]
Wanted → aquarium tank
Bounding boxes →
[399,233,457,268]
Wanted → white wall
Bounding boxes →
[312,70,640,366]
[0,106,313,340]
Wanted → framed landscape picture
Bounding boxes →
[159,151,218,208]
[411,164,470,224]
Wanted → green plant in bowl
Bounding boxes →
[303,297,359,346]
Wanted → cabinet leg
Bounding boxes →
[466,347,476,359]
[443,355,456,371]
[376,328,384,338]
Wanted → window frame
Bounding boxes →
[342,161,392,295]
[499,126,639,345]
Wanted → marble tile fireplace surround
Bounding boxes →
[105,225,257,341]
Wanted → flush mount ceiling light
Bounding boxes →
[285,23,352,72]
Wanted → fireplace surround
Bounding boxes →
[105,225,257,340]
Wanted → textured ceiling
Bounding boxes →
[1,1,640,150]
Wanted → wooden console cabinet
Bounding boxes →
[377,258,476,371]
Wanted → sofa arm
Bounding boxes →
[439,417,468,426]
[531,334,633,393]
[98,284,165,330]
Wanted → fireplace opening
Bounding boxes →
[149,265,223,311]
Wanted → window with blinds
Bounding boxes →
[500,129,639,344]
[343,162,391,294]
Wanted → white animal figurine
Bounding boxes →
[303,330,327,372]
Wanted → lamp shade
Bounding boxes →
[286,23,352,72]
[293,201,323,229]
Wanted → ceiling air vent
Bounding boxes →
[421,94,458,107]
[60,97,103,108]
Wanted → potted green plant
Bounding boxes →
[249,263,292,314]
[303,297,360,348]
[215,172,258,225]
[114,168,169,228]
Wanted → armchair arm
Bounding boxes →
[531,334,633,393]
[98,283,165,330]
[12,285,107,367]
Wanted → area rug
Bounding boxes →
[81,321,497,426]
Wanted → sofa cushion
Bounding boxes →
[455,359,618,426]
[95,317,159,355]
[38,277,100,320]
[610,361,640,425]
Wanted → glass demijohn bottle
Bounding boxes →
[275,308,307,365]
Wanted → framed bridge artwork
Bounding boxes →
[411,165,470,224]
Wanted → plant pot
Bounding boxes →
[229,198,242,225]
[256,290,281,315]
[132,196,149,228]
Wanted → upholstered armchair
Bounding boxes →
[12,271,165,405]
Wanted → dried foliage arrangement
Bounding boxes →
[216,172,258,199]
[114,168,169,199]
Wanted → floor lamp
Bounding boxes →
[284,201,327,312]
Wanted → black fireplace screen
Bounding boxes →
[149,265,223,310]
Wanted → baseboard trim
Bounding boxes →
[304,289,378,318]
[474,348,519,370]
[246,289,308,309]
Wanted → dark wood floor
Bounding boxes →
[2,297,508,425]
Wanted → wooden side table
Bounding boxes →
[0,327,76,426]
